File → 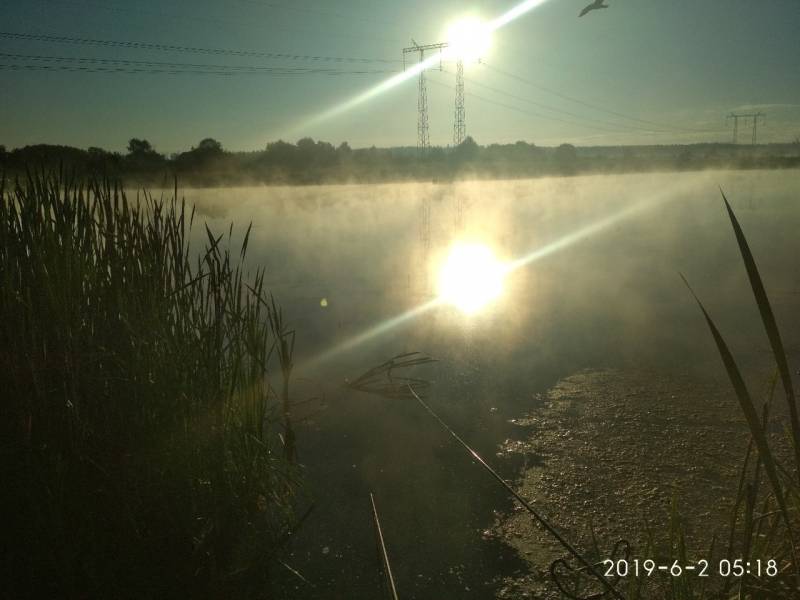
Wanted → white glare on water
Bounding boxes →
[438,243,505,314]
[300,183,690,372]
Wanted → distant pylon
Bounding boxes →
[727,112,765,145]
[453,59,466,146]
[417,66,430,151]
[403,41,447,154]
[751,112,765,145]
[727,113,740,144]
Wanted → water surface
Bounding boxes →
[186,170,800,598]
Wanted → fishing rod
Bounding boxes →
[405,384,626,600]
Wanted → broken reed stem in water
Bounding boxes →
[370,492,400,600]
[404,384,625,600]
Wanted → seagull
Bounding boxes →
[579,0,609,17]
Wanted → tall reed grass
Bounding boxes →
[0,171,301,598]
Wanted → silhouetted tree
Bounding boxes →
[265,140,296,164]
[296,137,316,155]
[127,138,155,156]
[197,138,223,154]
[554,143,578,172]
[125,138,165,175]
[453,136,480,161]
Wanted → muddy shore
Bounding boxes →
[492,369,790,598]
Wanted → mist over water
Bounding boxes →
[185,169,798,597]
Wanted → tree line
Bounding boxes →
[1,136,799,186]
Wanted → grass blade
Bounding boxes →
[681,273,797,577]
[721,190,800,481]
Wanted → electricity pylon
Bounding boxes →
[453,59,466,146]
[727,112,765,145]
[402,41,447,154]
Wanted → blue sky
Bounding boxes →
[1,0,798,152]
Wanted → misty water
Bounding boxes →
[186,169,798,598]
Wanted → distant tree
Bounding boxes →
[125,138,164,176]
[554,143,577,161]
[453,136,480,161]
[296,137,316,153]
[127,138,155,156]
[265,140,295,159]
[337,141,352,154]
[85,146,123,173]
[313,140,337,167]
[263,140,298,176]
[675,148,693,169]
[196,138,223,154]
[172,138,225,181]
[554,143,578,172]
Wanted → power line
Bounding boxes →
[443,69,679,135]
[481,62,721,135]
[0,31,402,64]
[0,51,397,75]
[429,75,719,139]
[429,75,635,134]
[0,63,394,77]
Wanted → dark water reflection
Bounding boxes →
[184,170,799,598]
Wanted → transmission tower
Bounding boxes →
[453,59,466,146]
[417,65,430,151]
[727,112,765,145]
[403,41,447,154]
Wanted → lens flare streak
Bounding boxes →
[301,189,681,371]
[289,0,553,134]
[302,297,443,370]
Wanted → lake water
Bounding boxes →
[184,169,800,598]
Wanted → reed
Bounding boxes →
[0,170,302,598]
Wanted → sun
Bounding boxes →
[444,17,492,64]
[437,243,505,314]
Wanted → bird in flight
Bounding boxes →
[579,0,609,17]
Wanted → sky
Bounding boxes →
[0,0,799,152]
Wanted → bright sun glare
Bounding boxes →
[438,243,505,315]
[445,17,492,64]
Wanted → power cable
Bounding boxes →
[429,76,644,134]
[0,30,402,64]
[0,63,393,76]
[0,51,397,74]
[430,75,724,140]
[481,62,722,134]
[442,68,676,134]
